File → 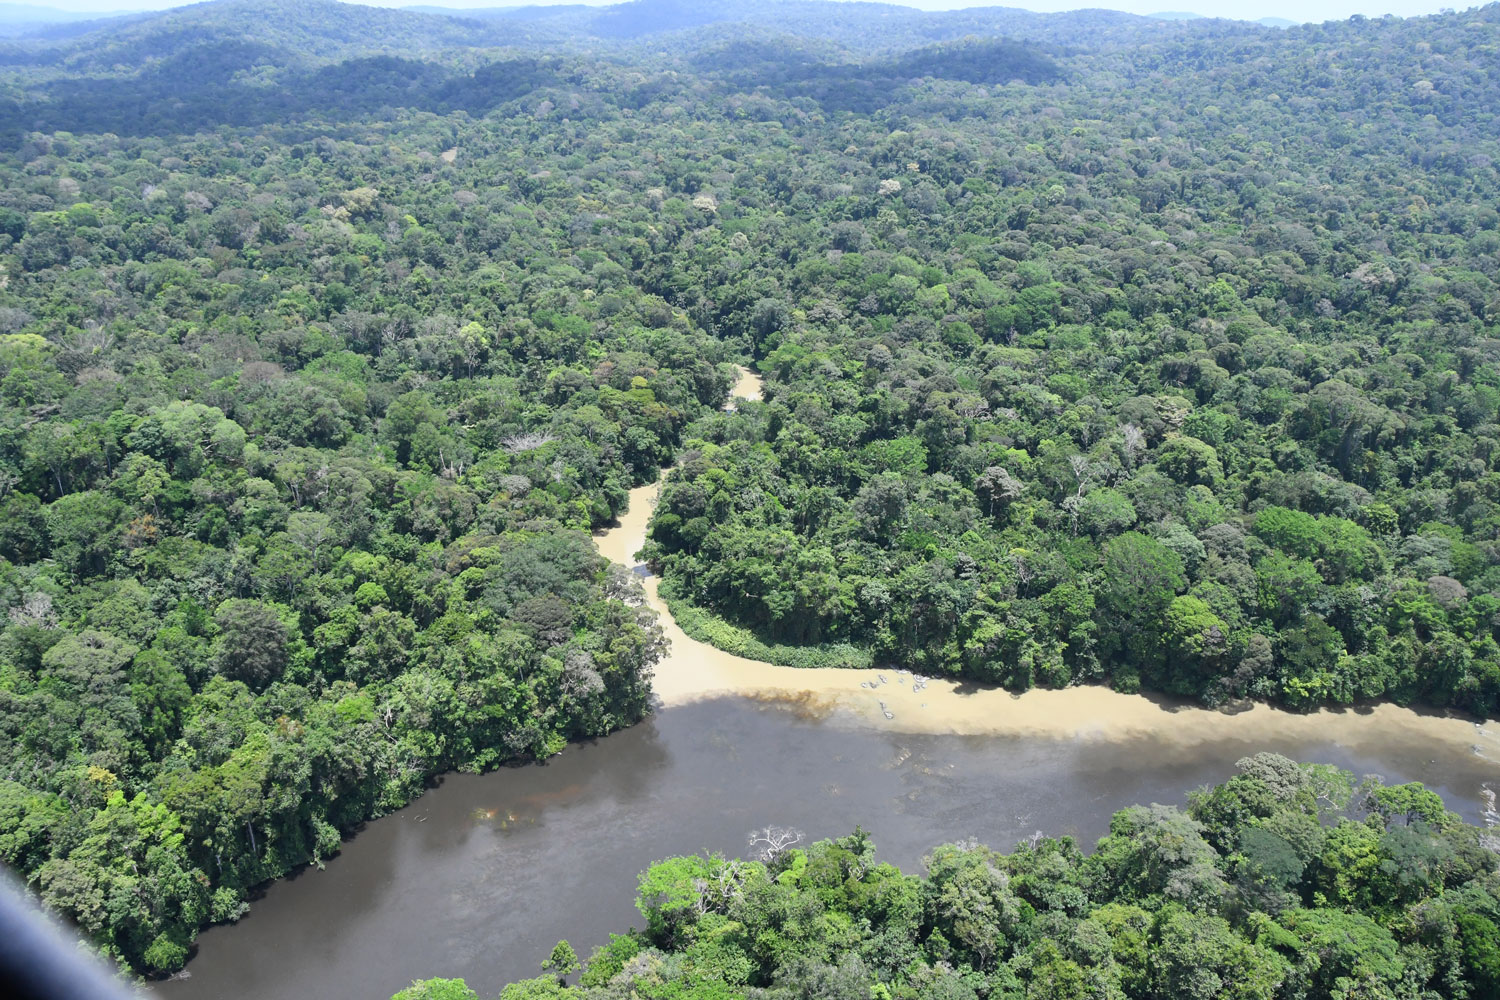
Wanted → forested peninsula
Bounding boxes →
[0,0,1497,982]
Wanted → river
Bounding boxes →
[165,366,1500,1000]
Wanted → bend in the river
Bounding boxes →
[599,366,1500,761]
[166,365,1500,1000]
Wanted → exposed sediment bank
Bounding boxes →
[598,367,1500,761]
[171,363,1498,1000]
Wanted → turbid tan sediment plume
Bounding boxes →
[597,367,1500,763]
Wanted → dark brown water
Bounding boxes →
[162,695,1498,1000]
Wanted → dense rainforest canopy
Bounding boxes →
[0,0,1497,979]
[400,756,1500,1000]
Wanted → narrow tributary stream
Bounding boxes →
[166,366,1500,1000]
[602,368,1500,758]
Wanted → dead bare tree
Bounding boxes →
[54,322,115,373]
[955,396,990,420]
[1012,552,1035,586]
[437,448,466,480]
[1062,494,1083,536]
[7,592,55,629]
[503,431,558,454]
[1121,423,1146,469]
[747,825,804,863]
[976,465,1024,519]
[63,322,114,356]
[1068,454,1091,496]
[1064,455,1092,536]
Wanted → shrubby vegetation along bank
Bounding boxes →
[396,756,1500,1000]
[641,8,1500,713]
[0,0,1496,978]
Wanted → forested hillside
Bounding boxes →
[400,756,1500,1000]
[0,0,1497,979]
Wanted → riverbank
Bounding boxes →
[167,690,1500,1000]
[600,367,1500,762]
[167,365,1500,1000]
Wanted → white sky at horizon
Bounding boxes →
[13,0,1488,28]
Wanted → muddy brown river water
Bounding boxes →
[164,368,1500,1000]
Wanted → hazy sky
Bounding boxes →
[21,0,1485,27]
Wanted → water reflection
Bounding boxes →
[167,695,1498,1000]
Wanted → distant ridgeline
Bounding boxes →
[0,0,1083,138]
[0,0,1498,979]
[395,756,1500,1000]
